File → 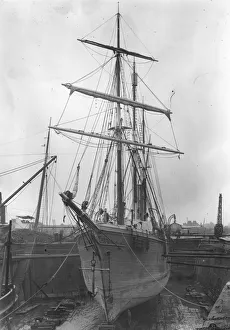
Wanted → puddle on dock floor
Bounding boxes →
[58,277,210,330]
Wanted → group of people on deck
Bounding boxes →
[81,200,154,231]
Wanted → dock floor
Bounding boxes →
[57,276,211,330]
[3,275,216,330]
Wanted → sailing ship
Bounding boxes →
[0,220,18,317]
[51,8,183,323]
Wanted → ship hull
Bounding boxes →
[77,224,170,322]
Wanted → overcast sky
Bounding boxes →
[1,0,230,226]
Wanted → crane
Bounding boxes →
[214,193,223,238]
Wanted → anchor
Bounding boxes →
[79,252,110,297]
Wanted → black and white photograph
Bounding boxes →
[0,0,230,329]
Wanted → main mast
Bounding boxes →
[132,60,137,221]
[116,8,124,225]
[142,108,147,220]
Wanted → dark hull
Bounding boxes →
[77,224,170,322]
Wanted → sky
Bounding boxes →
[0,0,230,226]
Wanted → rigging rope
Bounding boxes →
[149,155,166,221]
[56,94,71,126]
[170,120,180,155]
[0,240,78,323]
[82,45,115,79]
[137,72,169,111]
[82,14,116,40]
[122,233,209,309]
[6,184,38,207]
[65,46,115,193]
[123,57,169,111]
[54,110,107,126]
[48,163,57,226]
[71,56,115,85]
[121,15,155,58]
[145,121,177,149]
[89,144,113,217]
[68,42,117,200]
[0,159,44,177]
[122,57,180,153]
[0,129,47,147]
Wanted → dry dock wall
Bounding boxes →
[2,242,86,301]
[196,239,230,302]
[169,237,202,279]
[196,256,230,301]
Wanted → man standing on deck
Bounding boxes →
[103,208,109,223]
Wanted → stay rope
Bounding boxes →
[71,56,115,85]
[65,58,115,193]
[122,233,209,309]
[82,14,116,40]
[0,240,78,323]
[56,94,71,126]
[0,159,44,177]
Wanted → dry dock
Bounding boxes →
[56,276,210,330]
[3,275,211,330]
[3,235,230,329]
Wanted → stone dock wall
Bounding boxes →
[1,242,86,302]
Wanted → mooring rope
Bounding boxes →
[122,233,209,309]
[0,240,78,323]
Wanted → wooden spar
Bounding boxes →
[167,261,230,270]
[168,249,222,252]
[4,220,12,294]
[0,156,57,208]
[59,192,100,233]
[164,254,230,258]
[0,254,80,261]
[62,84,171,118]
[50,126,183,155]
[34,120,51,229]
[116,11,124,225]
[78,39,158,62]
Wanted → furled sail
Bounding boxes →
[62,83,171,119]
[72,164,80,199]
[50,126,183,155]
[78,39,158,62]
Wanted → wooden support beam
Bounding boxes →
[167,261,230,270]
[164,254,230,258]
[0,253,80,263]
[32,279,49,298]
